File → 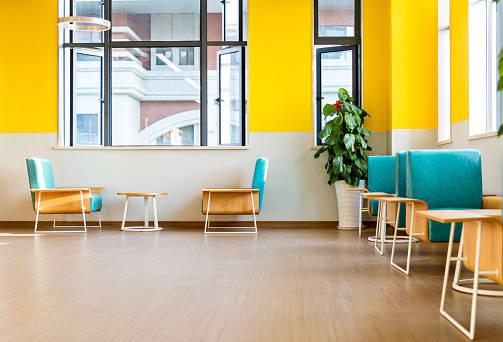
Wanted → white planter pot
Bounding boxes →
[334,179,365,229]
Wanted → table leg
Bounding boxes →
[152,195,159,230]
[144,196,149,228]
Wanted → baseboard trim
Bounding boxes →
[0,221,377,229]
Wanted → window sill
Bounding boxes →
[53,146,250,151]
[467,131,497,141]
[437,139,452,146]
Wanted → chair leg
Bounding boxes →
[80,191,87,233]
[390,203,400,270]
[204,192,211,233]
[34,194,42,233]
[405,203,415,274]
[121,196,129,231]
[250,191,257,234]
[358,193,363,237]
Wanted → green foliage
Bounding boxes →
[495,0,503,135]
[314,88,372,186]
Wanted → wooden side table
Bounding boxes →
[117,192,167,232]
[416,209,501,340]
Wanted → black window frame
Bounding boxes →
[314,0,361,146]
[61,0,247,147]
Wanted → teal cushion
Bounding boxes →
[368,156,396,216]
[90,193,102,212]
[427,208,474,242]
[406,150,483,210]
[26,158,56,211]
[252,158,269,212]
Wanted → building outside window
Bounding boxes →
[59,0,247,147]
[314,0,361,146]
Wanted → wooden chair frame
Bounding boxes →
[30,187,103,233]
[202,189,260,234]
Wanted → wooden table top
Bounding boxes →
[377,197,424,203]
[117,192,167,196]
[416,210,494,224]
[462,209,502,220]
[361,192,395,199]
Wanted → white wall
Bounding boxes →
[0,132,353,222]
[439,120,503,196]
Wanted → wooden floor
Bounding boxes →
[0,224,502,342]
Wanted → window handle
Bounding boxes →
[316,96,324,101]
[99,98,105,103]
[214,98,223,105]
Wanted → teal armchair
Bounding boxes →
[26,158,103,232]
[202,157,269,234]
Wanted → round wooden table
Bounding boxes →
[117,192,167,232]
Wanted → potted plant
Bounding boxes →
[314,88,372,229]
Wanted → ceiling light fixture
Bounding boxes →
[58,16,111,31]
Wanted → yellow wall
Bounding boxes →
[362,0,391,132]
[248,0,313,132]
[0,1,58,133]
[0,1,467,134]
[450,0,469,124]
[390,0,438,130]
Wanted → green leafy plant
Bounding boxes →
[494,0,503,136]
[314,88,372,186]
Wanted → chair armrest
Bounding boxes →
[30,187,91,193]
[202,188,259,193]
[89,187,104,194]
[483,196,502,209]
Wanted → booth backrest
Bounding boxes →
[406,150,483,242]
[406,150,483,210]
[368,156,396,216]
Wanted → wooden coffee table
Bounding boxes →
[117,192,167,232]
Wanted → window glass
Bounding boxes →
[316,46,355,143]
[73,52,102,146]
[467,0,503,136]
[111,47,201,146]
[318,0,355,38]
[72,0,103,43]
[112,0,200,42]
[438,0,451,142]
[218,48,242,145]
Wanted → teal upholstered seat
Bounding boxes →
[252,157,268,213]
[26,157,103,232]
[26,158,56,211]
[368,156,396,216]
[406,149,482,242]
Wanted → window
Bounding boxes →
[59,0,247,147]
[314,0,361,146]
[438,0,451,143]
[468,0,502,136]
